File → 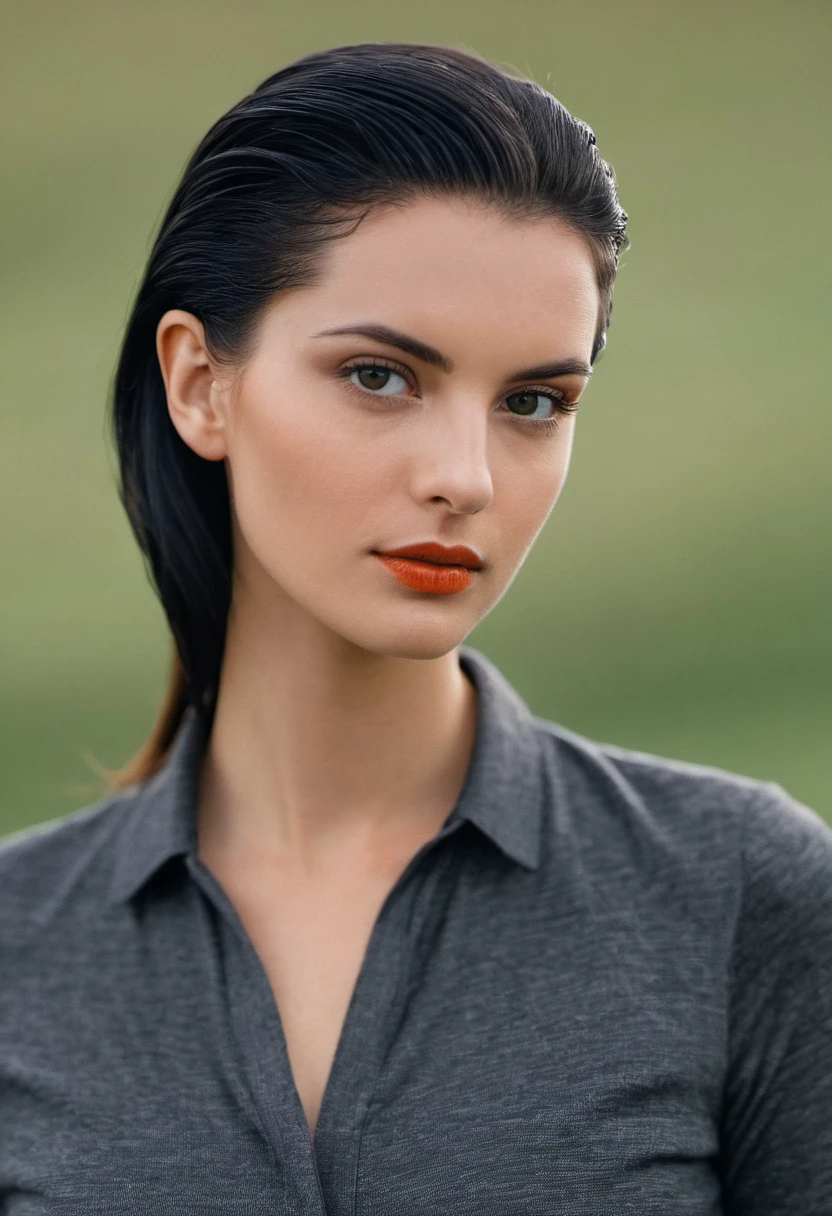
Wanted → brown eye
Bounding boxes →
[505,390,557,420]
[358,367,390,389]
[347,364,410,396]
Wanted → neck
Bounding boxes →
[196,595,478,869]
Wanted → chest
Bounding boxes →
[1,865,728,1214]
[212,855,407,1139]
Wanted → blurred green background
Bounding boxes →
[2,0,829,836]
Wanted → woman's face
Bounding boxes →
[170,195,601,659]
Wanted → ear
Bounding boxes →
[156,309,229,461]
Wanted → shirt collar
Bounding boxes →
[108,644,544,905]
[446,645,544,870]
[108,705,206,907]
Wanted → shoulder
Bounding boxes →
[0,789,140,941]
[536,712,829,842]
[538,714,783,817]
[532,714,832,924]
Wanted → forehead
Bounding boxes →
[277,195,601,359]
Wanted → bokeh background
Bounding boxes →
[2,0,830,836]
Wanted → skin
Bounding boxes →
[156,193,600,1136]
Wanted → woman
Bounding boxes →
[1,41,830,1214]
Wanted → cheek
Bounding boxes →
[225,385,380,567]
[501,427,575,536]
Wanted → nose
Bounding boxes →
[408,396,494,516]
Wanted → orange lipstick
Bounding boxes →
[373,541,483,595]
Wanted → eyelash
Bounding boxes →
[335,357,579,436]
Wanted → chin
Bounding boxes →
[334,606,479,662]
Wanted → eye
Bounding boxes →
[504,390,561,421]
[345,363,410,396]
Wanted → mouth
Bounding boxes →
[372,542,484,570]
[371,543,483,595]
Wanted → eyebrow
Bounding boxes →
[312,323,593,382]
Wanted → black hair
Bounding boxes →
[108,40,628,786]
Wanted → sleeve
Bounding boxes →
[719,781,832,1214]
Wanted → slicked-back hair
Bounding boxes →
[108,41,628,786]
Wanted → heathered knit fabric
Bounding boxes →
[1,644,830,1214]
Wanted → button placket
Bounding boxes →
[186,824,465,1216]
[187,856,329,1214]
[313,832,464,1215]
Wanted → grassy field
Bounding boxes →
[1,0,830,835]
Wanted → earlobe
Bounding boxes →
[156,309,228,461]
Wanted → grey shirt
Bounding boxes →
[1,644,831,1215]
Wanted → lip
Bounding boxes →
[371,541,484,595]
[373,542,484,570]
